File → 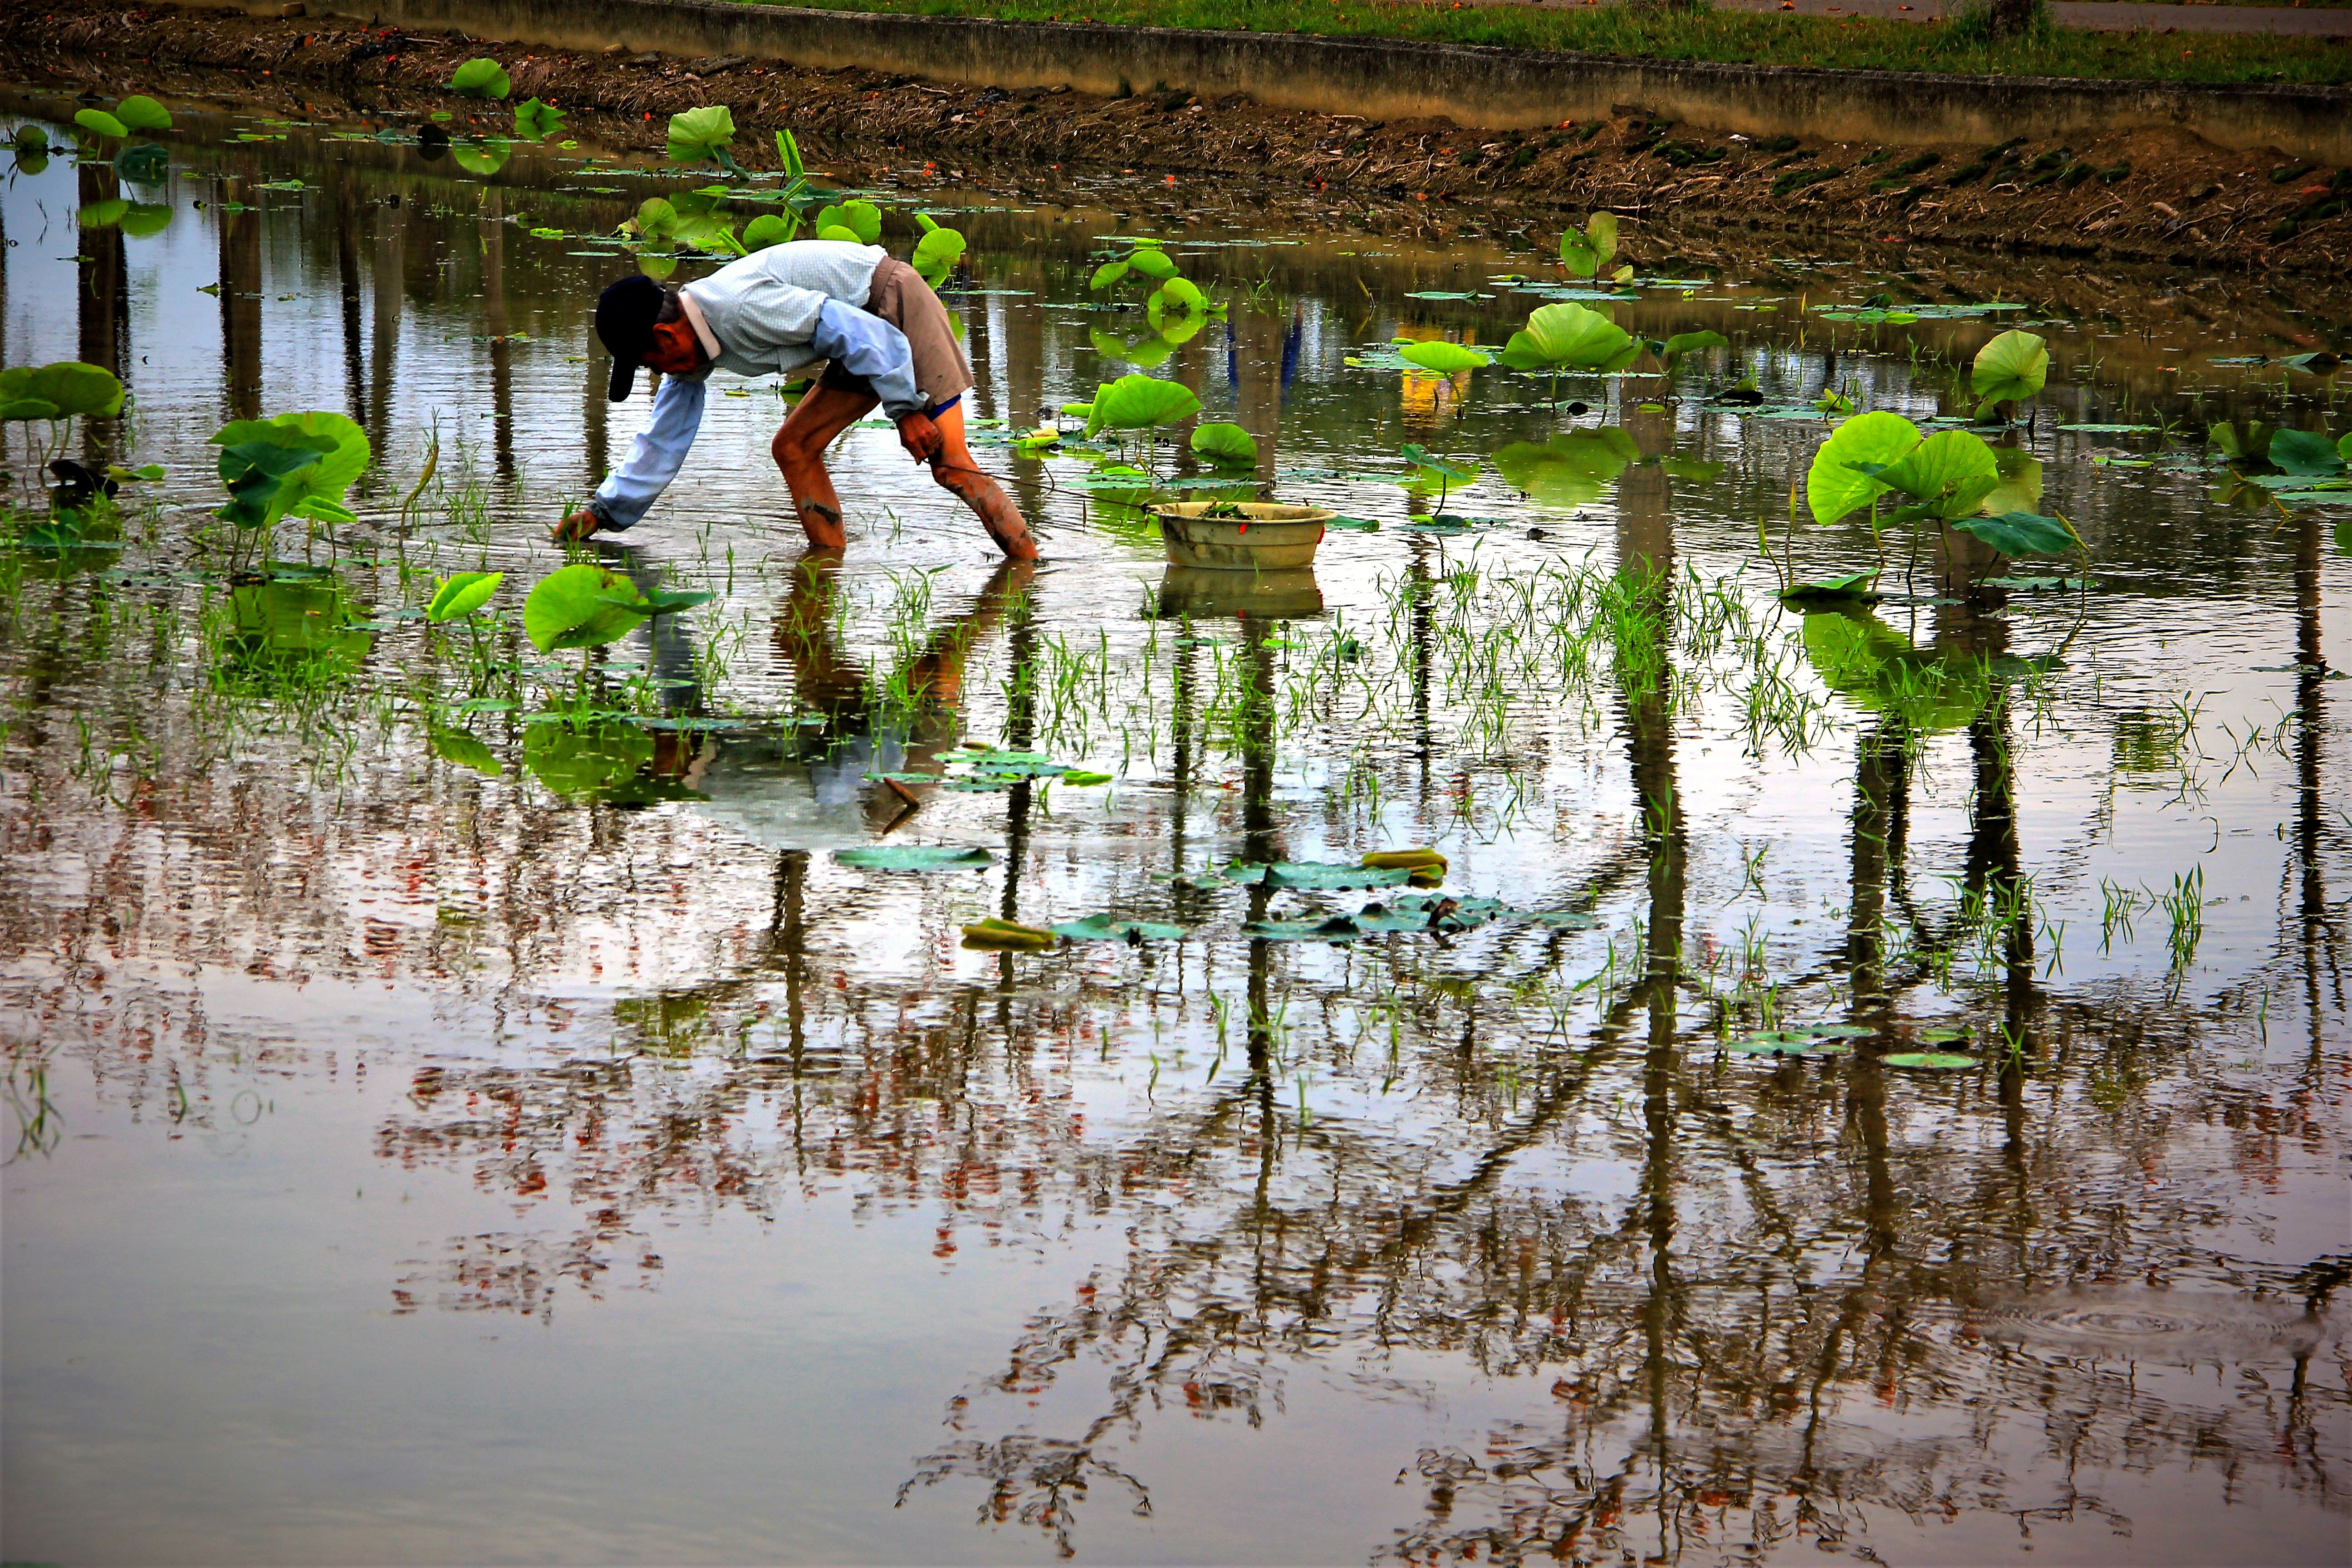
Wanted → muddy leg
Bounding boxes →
[927,402,1038,560]
[772,382,879,549]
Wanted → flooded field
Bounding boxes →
[3,93,2348,1566]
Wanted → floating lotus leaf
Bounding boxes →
[834,845,993,870]
[2268,429,2348,476]
[118,202,172,237]
[1226,861,1414,891]
[960,917,1056,952]
[79,198,130,230]
[1884,1052,1977,1071]
[1050,914,1189,942]
[1951,511,2078,557]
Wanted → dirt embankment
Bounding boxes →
[7,0,2347,274]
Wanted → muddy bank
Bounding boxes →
[6,0,2347,274]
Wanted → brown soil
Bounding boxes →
[6,0,2346,275]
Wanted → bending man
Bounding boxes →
[557,239,1036,559]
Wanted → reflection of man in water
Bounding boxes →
[773,550,1032,831]
[557,240,1036,559]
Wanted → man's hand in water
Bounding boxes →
[551,509,601,543]
[896,412,943,466]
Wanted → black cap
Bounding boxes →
[595,274,665,402]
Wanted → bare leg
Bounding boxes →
[772,382,879,549]
[928,402,1039,560]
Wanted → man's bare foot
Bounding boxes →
[797,499,848,550]
[551,509,602,544]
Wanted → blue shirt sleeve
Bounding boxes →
[587,372,707,532]
[811,299,924,419]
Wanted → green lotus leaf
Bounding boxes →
[1399,340,1490,373]
[1226,860,1414,891]
[0,397,62,422]
[1497,302,1634,373]
[816,225,860,243]
[1657,329,1729,363]
[1128,247,1177,281]
[1051,913,1187,941]
[450,58,512,99]
[1952,511,2078,557]
[2268,428,2348,476]
[635,196,679,238]
[1190,422,1258,466]
[512,97,566,141]
[74,109,129,141]
[741,212,795,250]
[1089,260,1130,291]
[1145,276,1205,331]
[1970,328,2049,417]
[666,104,736,163]
[522,564,650,652]
[1492,428,1640,507]
[1875,429,2001,517]
[1091,373,1200,431]
[911,223,966,282]
[216,411,368,521]
[1884,1052,1977,1071]
[118,202,172,237]
[79,198,130,230]
[114,95,173,132]
[426,571,504,622]
[811,198,880,245]
[1806,411,1920,526]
